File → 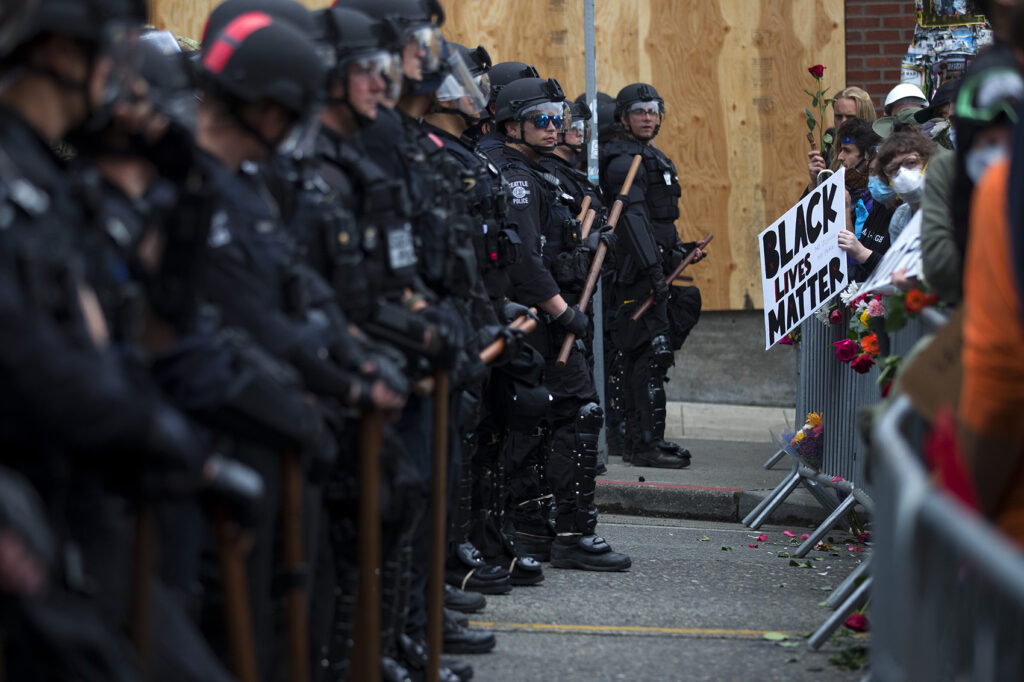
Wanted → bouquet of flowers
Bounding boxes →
[777,412,824,472]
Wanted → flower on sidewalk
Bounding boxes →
[843,613,870,632]
[783,530,796,538]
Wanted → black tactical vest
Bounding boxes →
[602,137,681,223]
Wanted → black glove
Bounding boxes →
[140,406,207,495]
[584,224,617,253]
[555,304,590,340]
[502,300,536,325]
[201,454,265,529]
[364,351,410,398]
[647,266,671,304]
[422,305,467,369]
[481,324,526,367]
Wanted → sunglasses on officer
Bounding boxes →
[520,102,565,130]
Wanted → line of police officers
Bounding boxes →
[0,1,704,681]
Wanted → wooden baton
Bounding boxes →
[555,154,643,367]
[215,512,259,682]
[478,308,539,365]
[281,450,309,682]
[579,208,597,241]
[427,370,450,682]
[630,233,714,322]
[351,412,384,682]
[130,504,157,677]
[575,195,592,223]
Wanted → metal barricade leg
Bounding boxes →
[742,461,799,526]
[744,465,803,530]
[808,576,872,650]
[762,448,786,470]
[826,555,871,608]
[793,494,858,558]
[802,478,841,514]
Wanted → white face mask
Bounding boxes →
[890,166,925,203]
[965,145,1008,184]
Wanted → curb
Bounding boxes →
[596,479,838,527]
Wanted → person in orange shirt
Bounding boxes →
[959,157,1024,545]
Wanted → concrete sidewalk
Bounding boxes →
[596,402,840,527]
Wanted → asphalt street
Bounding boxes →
[460,515,869,682]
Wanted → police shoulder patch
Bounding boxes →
[508,179,531,206]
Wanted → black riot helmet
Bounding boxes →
[488,60,539,104]
[336,0,445,91]
[615,82,664,141]
[561,99,592,152]
[2,0,148,136]
[138,31,196,129]
[197,12,325,152]
[201,0,315,46]
[0,0,39,60]
[437,41,490,117]
[314,6,403,115]
[10,0,147,48]
[495,76,567,153]
[577,91,618,142]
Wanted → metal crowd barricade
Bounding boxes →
[869,395,1024,681]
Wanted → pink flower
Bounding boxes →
[831,476,845,482]
[833,339,859,363]
[829,309,843,324]
[866,298,885,318]
[801,534,810,540]
[783,530,796,538]
[778,334,794,346]
[857,532,871,544]
[757,534,768,542]
[844,613,869,632]
[748,544,759,548]
[851,353,875,374]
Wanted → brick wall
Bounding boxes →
[845,0,918,115]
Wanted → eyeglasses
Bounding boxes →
[883,154,923,178]
[527,113,564,130]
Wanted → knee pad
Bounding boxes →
[650,334,674,372]
[576,402,604,436]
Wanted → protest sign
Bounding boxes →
[759,168,848,349]
[856,209,923,296]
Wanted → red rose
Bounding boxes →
[843,613,870,632]
[851,353,875,374]
[829,309,843,324]
[808,64,826,78]
[833,339,859,363]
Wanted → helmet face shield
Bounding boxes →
[407,25,443,73]
[565,117,591,147]
[348,50,404,103]
[93,23,144,110]
[277,104,323,159]
[436,49,487,115]
[627,100,663,119]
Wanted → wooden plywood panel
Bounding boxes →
[447,0,845,310]
[152,0,846,310]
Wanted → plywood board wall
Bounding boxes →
[151,0,846,311]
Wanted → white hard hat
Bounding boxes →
[884,82,928,108]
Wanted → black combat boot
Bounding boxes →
[443,584,486,614]
[631,443,690,469]
[550,534,632,571]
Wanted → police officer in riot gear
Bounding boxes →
[476,60,541,155]
[490,76,630,572]
[0,1,247,679]
[601,83,704,469]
